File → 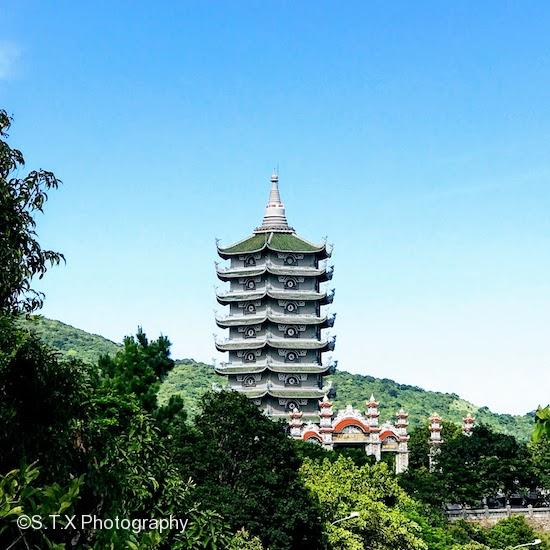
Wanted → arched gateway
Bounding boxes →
[289,394,410,474]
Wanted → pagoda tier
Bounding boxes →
[215,310,336,329]
[216,261,334,282]
[214,173,336,419]
[216,287,335,305]
[215,335,336,352]
[239,386,332,400]
[215,360,337,375]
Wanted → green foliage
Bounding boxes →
[229,528,265,550]
[0,317,211,549]
[99,328,174,412]
[0,315,96,479]
[448,516,548,550]
[533,406,550,443]
[484,516,539,549]
[0,463,83,550]
[0,110,64,314]
[171,390,324,550]
[18,315,120,364]
[401,424,537,507]
[158,358,222,418]
[530,433,550,490]
[301,455,427,550]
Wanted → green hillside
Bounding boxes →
[19,316,121,363]
[20,317,534,440]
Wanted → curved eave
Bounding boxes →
[266,242,328,259]
[265,265,331,278]
[215,340,266,352]
[216,290,265,304]
[268,363,335,374]
[216,234,268,259]
[240,388,330,400]
[216,266,266,280]
[268,387,331,399]
[216,362,336,375]
[216,288,330,304]
[215,337,335,352]
[215,314,268,328]
[266,289,328,301]
[215,365,267,375]
[267,338,334,351]
[217,264,332,280]
[217,232,329,259]
[215,313,335,328]
[268,313,334,327]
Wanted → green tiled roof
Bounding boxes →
[218,232,325,255]
[268,233,322,252]
[219,233,267,254]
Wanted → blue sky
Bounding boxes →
[1,1,549,414]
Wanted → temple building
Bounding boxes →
[214,173,336,421]
[290,394,410,474]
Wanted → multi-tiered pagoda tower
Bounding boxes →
[215,173,336,421]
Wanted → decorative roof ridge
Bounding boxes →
[333,404,367,422]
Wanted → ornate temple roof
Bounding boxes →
[217,231,330,259]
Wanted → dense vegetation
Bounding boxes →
[20,317,533,440]
[2,109,549,549]
[3,318,550,549]
[18,316,121,363]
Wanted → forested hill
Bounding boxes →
[19,316,121,362]
[20,316,533,440]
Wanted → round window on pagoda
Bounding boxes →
[287,401,300,412]
[285,256,296,266]
[285,279,297,289]
[285,326,298,338]
[285,302,297,314]
[245,328,256,338]
[246,280,256,290]
[245,256,256,267]
[286,351,298,363]
[245,352,256,363]
[246,304,256,314]
[243,376,256,387]
[286,376,299,386]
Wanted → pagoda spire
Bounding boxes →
[255,172,294,233]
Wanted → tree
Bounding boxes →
[533,406,550,443]
[170,390,324,550]
[300,455,427,550]
[0,110,64,314]
[98,327,174,412]
[402,424,536,507]
[530,433,550,493]
[0,315,95,479]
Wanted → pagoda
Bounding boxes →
[214,172,336,421]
